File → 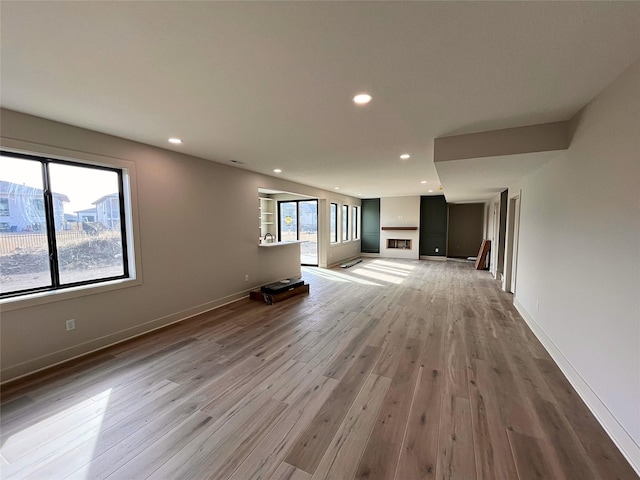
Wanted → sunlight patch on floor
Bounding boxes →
[363,264,410,277]
[303,267,383,286]
[351,267,404,284]
[371,259,416,270]
[1,389,112,478]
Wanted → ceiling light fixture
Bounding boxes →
[353,93,372,105]
[428,189,434,193]
[420,180,427,184]
[273,169,282,173]
[168,137,182,144]
[400,154,410,160]
[334,187,340,190]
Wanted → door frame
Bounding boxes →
[277,199,319,266]
[504,192,521,294]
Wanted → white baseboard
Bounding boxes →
[420,255,447,261]
[327,254,361,269]
[513,298,640,476]
[1,286,256,384]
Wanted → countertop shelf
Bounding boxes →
[381,227,418,231]
[259,240,306,247]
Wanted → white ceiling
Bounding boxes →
[2,2,639,201]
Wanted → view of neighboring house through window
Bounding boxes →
[0,155,52,293]
[0,151,129,298]
[353,205,359,240]
[0,198,9,217]
[330,203,337,243]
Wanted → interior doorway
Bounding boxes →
[278,199,318,266]
[504,194,521,294]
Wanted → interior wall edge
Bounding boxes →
[513,298,640,476]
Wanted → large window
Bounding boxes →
[330,203,337,243]
[353,205,359,240]
[0,151,130,298]
[342,204,349,241]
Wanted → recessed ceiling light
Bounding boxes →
[168,137,182,144]
[420,180,427,184]
[334,187,340,190]
[400,154,410,160]
[273,169,282,173]
[428,189,434,193]
[353,93,372,105]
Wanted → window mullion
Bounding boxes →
[117,172,129,277]
[41,161,61,288]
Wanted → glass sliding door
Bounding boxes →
[278,199,318,266]
[299,200,318,265]
[279,202,297,242]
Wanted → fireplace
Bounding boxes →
[387,239,412,249]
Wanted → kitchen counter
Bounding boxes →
[259,240,306,248]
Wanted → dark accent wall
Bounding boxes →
[419,195,447,256]
[447,203,485,258]
[360,198,380,253]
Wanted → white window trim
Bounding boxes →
[0,139,143,311]
[342,204,349,242]
[329,202,339,244]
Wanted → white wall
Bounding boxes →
[511,60,640,470]
[0,109,359,381]
[380,196,420,259]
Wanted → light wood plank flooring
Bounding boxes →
[1,259,637,479]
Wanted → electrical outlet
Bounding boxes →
[435,247,439,253]
[244,274,249,282]
[66,319,76,331]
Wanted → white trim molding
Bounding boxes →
[514,298,640,476]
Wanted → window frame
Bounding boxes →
[342,204,349,241]
[330,202,338,244]
[0,150,131,300]
[276,199,319,266]
[352,205,359,240]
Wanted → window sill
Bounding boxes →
[0,276,142,312]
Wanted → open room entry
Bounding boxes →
[259,188,319,266]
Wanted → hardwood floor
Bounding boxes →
[1,259,637,480]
